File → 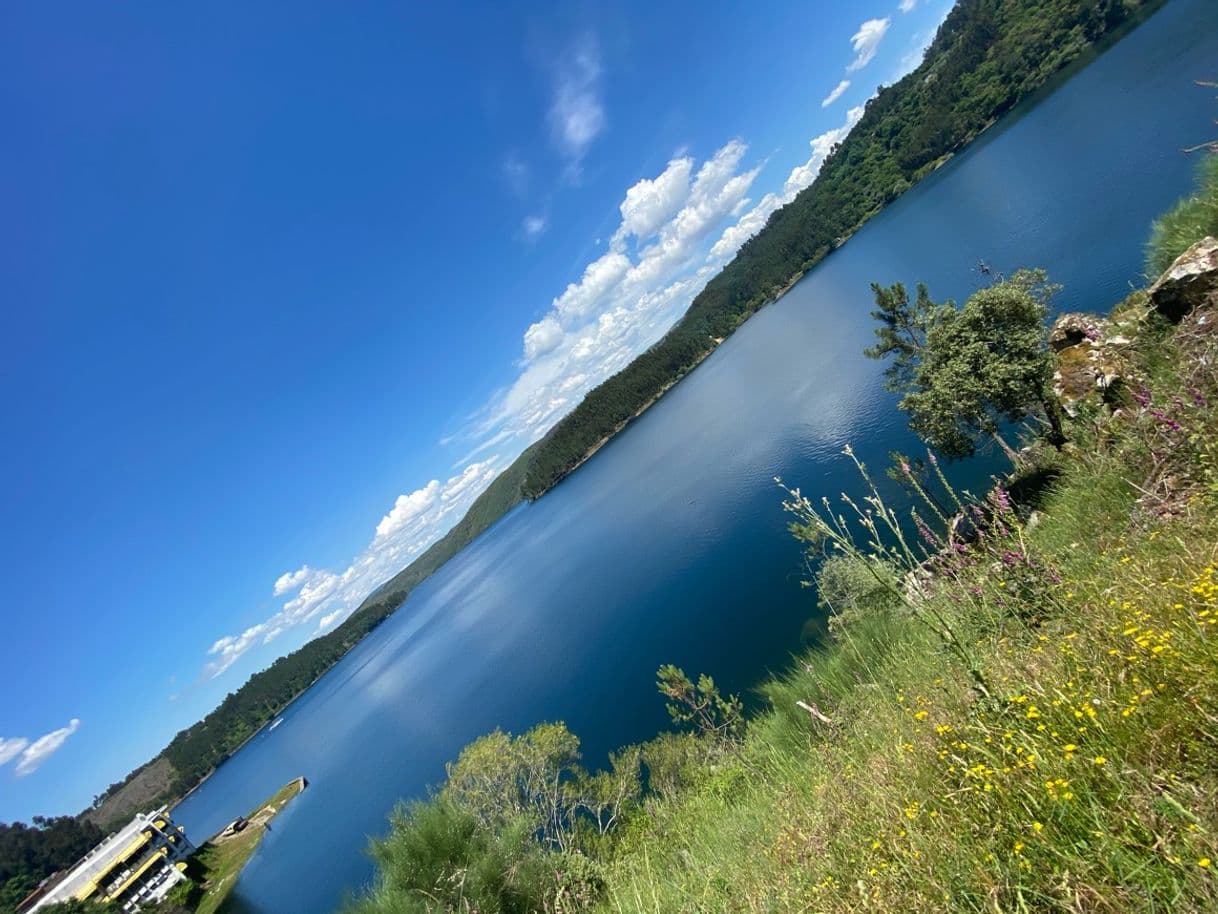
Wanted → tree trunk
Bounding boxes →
[991,429,1022,467]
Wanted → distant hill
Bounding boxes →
[79,0,1160,831]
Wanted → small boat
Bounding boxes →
[268,717,284,732]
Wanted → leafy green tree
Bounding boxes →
[0,817,107,914]
[656,666,744,746]
[865,282,949,394]
[869,270,1067,460]
[570,746,642,838]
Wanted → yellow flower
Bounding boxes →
[1031,822,1043,833]
[1013,841,1025,854]
[914,710,928,721]
[1093,756,1107,766]
[1199,858,1212,869]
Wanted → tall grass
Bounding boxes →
[1147,154,1218,276]
[598,316,1218,913]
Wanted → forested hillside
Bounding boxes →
[519,0,1153,497]
[75,0,1159,833]
[0,817,103,914]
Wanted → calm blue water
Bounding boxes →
[173,3,1218,910]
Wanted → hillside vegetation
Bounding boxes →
[78,0,1163,835]
[345,160,1218,913]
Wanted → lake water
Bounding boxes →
[172,3,1218,910]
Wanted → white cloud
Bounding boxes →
[201,460,504,678]
[546,251,633,329]
[10,719,80,777]
[376,480,442,541]
[847,18,891,72]
[0,737,29,765]
[899,0,917,12]
[273,565,311,597]
[524,315,564,360]
[522,214,548,238]
[453,139,762,454]
[821,79,851,108]
[612,157,694,246]
[548,36,605,176]
[709,104,865,261]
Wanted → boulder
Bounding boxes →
[1049,313,1109,352]
[1147,236,1218,322]
[1051,313,1130,416]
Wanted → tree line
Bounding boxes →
[519,0,1149,498]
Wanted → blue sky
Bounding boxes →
[0,0,951,821]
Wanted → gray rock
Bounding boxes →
[1148,236,1218,322]
[1049,313,1109,352]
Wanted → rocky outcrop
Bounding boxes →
[1049,313,1109,352]
[1147,236,1218,322]
[1051,312,1130,416]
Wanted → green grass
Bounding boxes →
[1147,153,1218,277]
[595,314,1218,913]
[188,778,305,914]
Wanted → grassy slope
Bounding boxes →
[597,304,1218,911]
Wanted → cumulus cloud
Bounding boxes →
[4,719,81,777]
[847,18,891,72]
[377,481,441,541]
[202,460,504,678]
[899,0,917,12]
[548,36,605,176]
[273,565,311,597]
[612,156,695,246]
[821,79,851,108]
[524,315,564,360]
[444,138,761,456]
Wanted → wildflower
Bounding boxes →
[914,710,928,721]
[1013,841,1025,854]
[1031,822,1043,833]
[1200,858,1212,869]
[1093,756,1107,766]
